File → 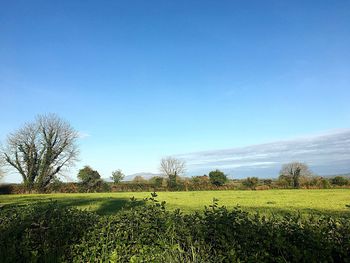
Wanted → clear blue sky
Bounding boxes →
[1,1,349,181]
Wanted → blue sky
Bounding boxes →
[1,1,349,182]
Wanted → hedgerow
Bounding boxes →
[1,193,349,262]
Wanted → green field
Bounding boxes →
[1,189,350,217]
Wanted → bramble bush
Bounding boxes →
[0,202,97,262]
[1,193,350,262]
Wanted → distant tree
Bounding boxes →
[319,178,331,189]
[262,179,273,186]
[242,177,259,190]
[209,170,227,186]
[111,169,125,184]
[1,114,79,192]
[77,166,101,191]
[160,157,186,189]
[149,176,164,188]
[279,162,312,189]
[133,175,146,184]
[277,174,293,188]
[331,176,349,186]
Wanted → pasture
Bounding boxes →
[1,189,350,217]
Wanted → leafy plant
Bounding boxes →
[208,170,228,186]
[1,193,350,262]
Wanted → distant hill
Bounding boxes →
[124,172,163,181]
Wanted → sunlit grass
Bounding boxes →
[1,189,350,217]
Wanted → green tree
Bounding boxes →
[111,169,125,184]
[208,169,227,186]
[331,176,349,186]
[242,177,259,190]
[77,166,101,191]
[150,176,164,188]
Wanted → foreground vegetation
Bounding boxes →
[1,193,350,262]
[1,189,350,217]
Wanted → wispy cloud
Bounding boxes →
[77,131,91,139]
[177,129,350,178]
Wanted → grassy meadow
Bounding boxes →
[1,189,350,217]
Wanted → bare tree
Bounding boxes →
[279,162,313,188]
[2,114,79,192]
[160,156,185,188]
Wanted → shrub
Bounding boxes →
[47,178,64,193]
[209,170,228,186]
[77,166,103,192]
[331,176,349,186]
[1,194,350,262]
[242,177,259,190]
[0,184,12,194]
[150,176,165,188]
[0,202,97,262]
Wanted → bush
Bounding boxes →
[242,177,259,190]
[1,194,350,262]
[0,202,97,262]
[149,176,165,188]
[209,170,228,186]
[331,176,349,186]
[0,184,12,194]
[47,178,64,193]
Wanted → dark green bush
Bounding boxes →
[209,170,228,186]
[1,194,350,262]
[0,202,97,262]
[331,176,349,186]
[71,196,350,262]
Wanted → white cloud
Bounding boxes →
[77,131,91,139]
[177,129,350,178]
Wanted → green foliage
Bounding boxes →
[278,174,293,188]
[168,173,178,189]
[242,177,259,190]
[319,178,332,189]
[209,170,228,186]
[110,169,125,184]
[47,177,64,192]
[0,202,97,262]
[149,176,165,188]
[1,194,350,262]
[77,166,105,192]
[78,166,101,183]
[331,176,349,186]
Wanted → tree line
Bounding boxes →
[0,114,349,193]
